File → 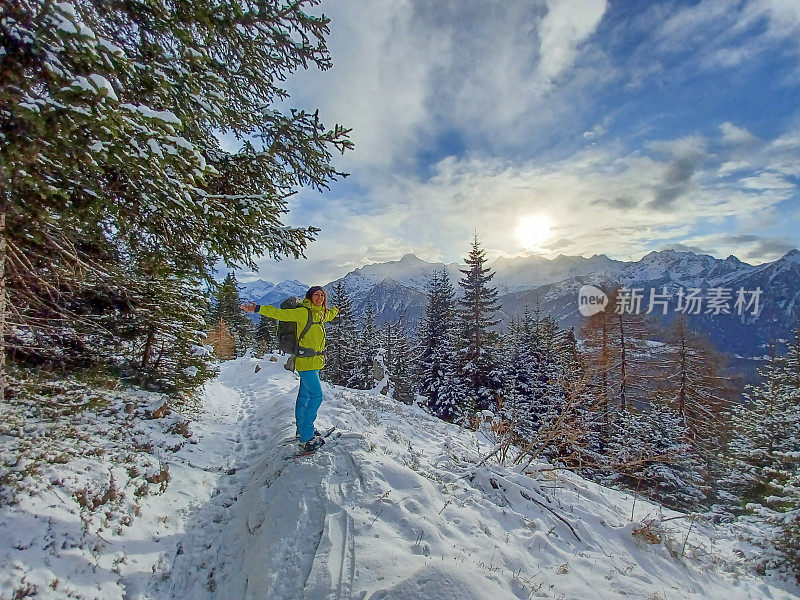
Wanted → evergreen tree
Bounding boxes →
[1,0,351,398]
[721,328,800,568]
[556,326,605,469]
[503,307,603,470]
[322,280,359,386]
[723,328,800,520]
[604,405,707,509]
[527,312,568,436]
[415,269,464,421]
[389,334,415,405]
[352,301,378,390]
[456,234,502,418]
[210,273,253,357]
[254,315,276,358]
[499,311,539,440]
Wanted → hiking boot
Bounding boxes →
[295,428,322,440]
[299,435,326,453]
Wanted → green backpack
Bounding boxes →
[276,297,325,359]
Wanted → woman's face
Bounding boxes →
[311,290,326,306]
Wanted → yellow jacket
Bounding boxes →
[258,299,339,371]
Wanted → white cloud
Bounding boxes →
[718,161,751,176]
[740,172,795,190]
[285,1,442,172]
[286,0,610,172]
[243,2,800,284]
[538,0,608,82]
[248,126,799,283]
[745,0,800,40]
[720,122,759,146]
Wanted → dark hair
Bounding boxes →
[305,286,328,319]
[305,286,325,300]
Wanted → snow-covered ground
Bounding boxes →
[2,356,799,599]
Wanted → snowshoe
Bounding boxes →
[290,426,336,458]
[297,435,325,455]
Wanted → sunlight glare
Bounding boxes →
[514,215,553,250]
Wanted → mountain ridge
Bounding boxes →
[238,248,800,362]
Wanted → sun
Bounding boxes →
[514,215,553,250]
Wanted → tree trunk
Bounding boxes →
[140,324,156,386]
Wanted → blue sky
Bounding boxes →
[229,0,800,285]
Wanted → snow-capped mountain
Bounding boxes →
[619,249,756,288]
[238,279,309,307]
[238,249,799,362]
[490,253,626,294]
[498,249,800,367]
[335,253,463,297]
[320,249,799,363]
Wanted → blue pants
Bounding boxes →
[296,369,323,443]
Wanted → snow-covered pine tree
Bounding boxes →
[389,334,415,405]
[322,280,359,386]
[381,318,400,382]
[415,269,464,422]
[505,307,603,470]
[121,266,216,393]
[528,311,567,430]
[1,0,351,398]
[604,404,707,509]
[254,315,276,359]
[721,328,800,578]
[456,234,502,419]
[352,301,378,390]
[555,326,605,469]
[209,273,254,357]
[498,311,539,442]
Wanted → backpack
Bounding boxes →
[276,296,315,355]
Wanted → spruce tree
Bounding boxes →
[456,234,502,418]
[353,301,379,390]
[416,269,464,421]
[721,328,800,570]
[1,0,351,397]
[604,405,707,509]
[389,334,415,405]
[505,308,603,470]
[499,312,539,441]
[254,315,276,358]
[322,280,359,386]
[555,326,605,469]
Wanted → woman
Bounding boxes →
[242,286,339,452]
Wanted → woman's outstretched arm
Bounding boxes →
[241,302,305,323]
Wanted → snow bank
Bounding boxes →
[2,356,798,599]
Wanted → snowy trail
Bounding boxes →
[141,356,800,600]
